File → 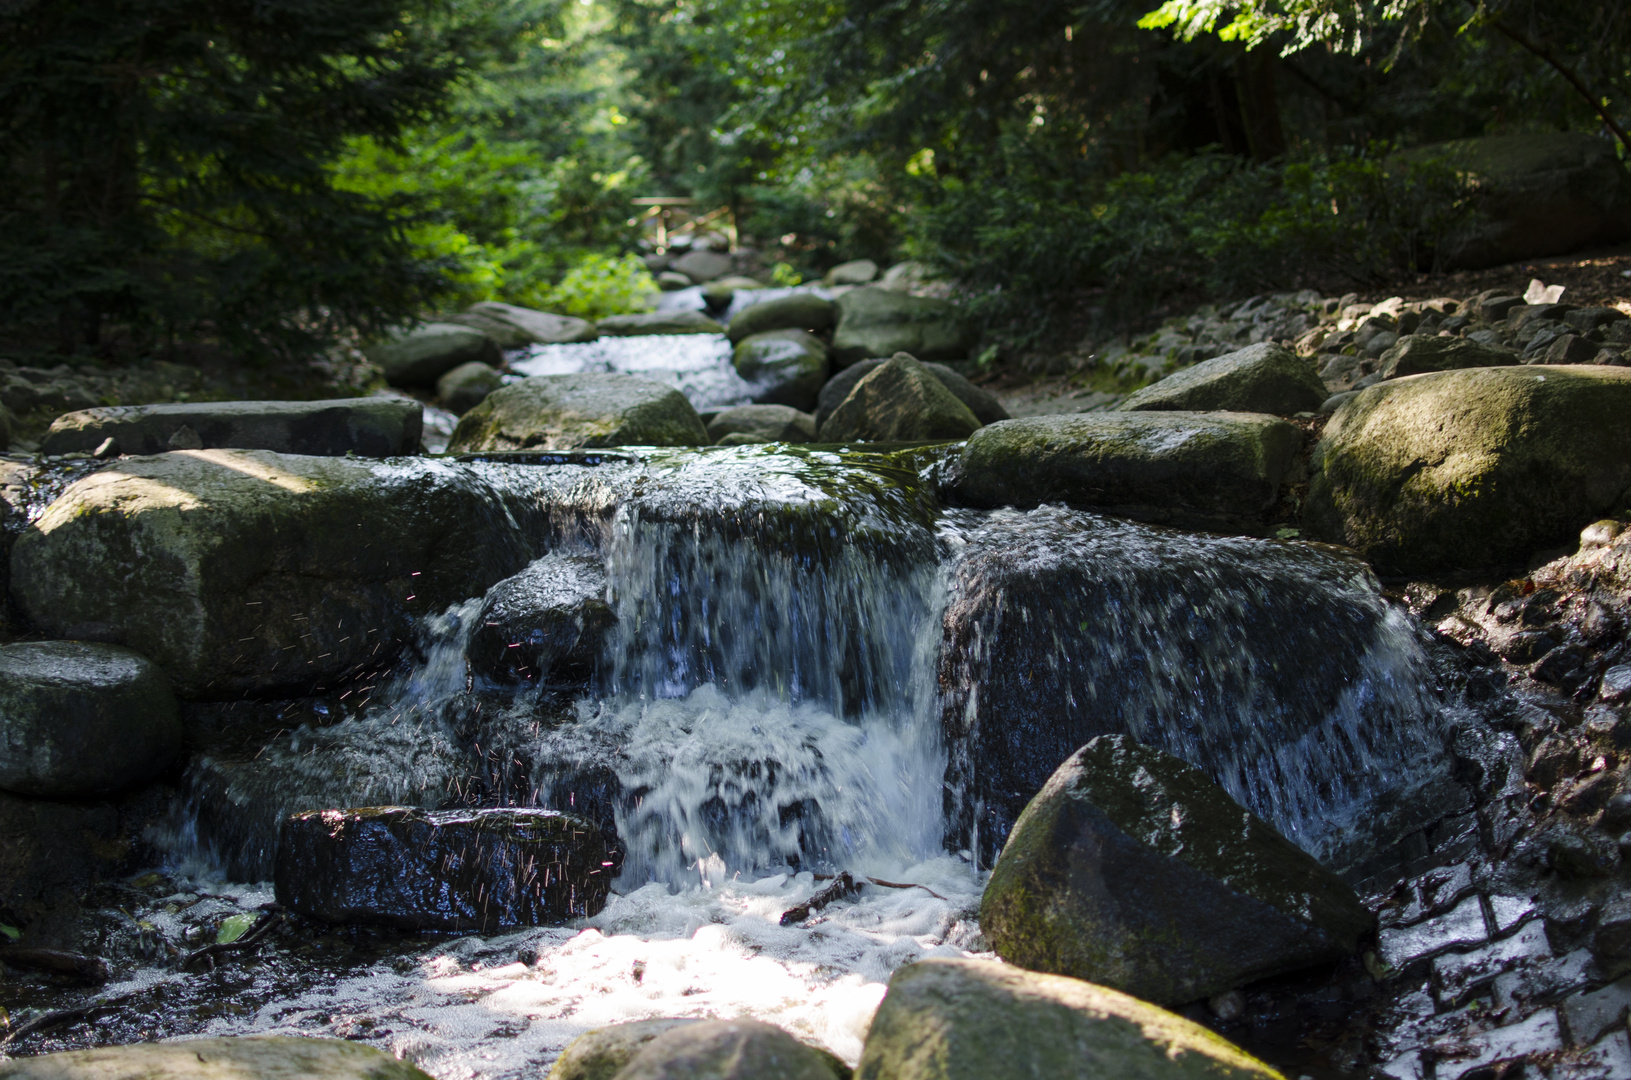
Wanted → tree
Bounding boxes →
[0,0,511,359]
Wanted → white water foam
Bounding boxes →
[507,335,753,409]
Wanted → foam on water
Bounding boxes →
[506,335,752,409]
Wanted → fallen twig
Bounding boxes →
[0,948,109,986]
[181,909,283,971]
[813,872,948,902]
[781,872,861,925]
[0,991,142,1049]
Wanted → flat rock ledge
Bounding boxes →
[0,1035,434,1080]
[274,806,619,932]
[41,397,423,458]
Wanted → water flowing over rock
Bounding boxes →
[1118,343,1327,416]
[274,805,617,931]
[0,641,180,798]
[0,1036,436,1080]
[935,505,1449,868]
[944,412,1300,531]
[468,553,616,685]
[449,374,710,453]
[980,736,1371,1005]
[854,958,1281,1080]
[11,451,535,698]
[1307,365,1631,575]
[39,397,423,458]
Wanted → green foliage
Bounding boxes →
[524,253,657,318]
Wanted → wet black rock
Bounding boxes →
[0,641,180,798]
[611,1019,848,1080]
[39,398,424,459]
[274,806,619,931]
[468,554,616,685]
[981,736,1371,1006]
[1592,897,1631,978]
[1375,335,1518,379]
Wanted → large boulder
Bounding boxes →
[0,641,180,798]
[831,287,971,367]
[468,554,616,685]
[0,1036,435,1080]
[816,357,1008,431]
[1306,365,1631,575]
[40,397,423,458]
[448,373,709,452]
[669,250,733,284]
[10,450,534,697]
[732,330,830,411]
[981,736,1370,1006]
[1118,343,1326,416]
[1375,335,1518,380]
[944,412,1300,530]
[726,293,836,344]
[596,310,724,337]
[706,404,817,445]
[366,322,502,388]
[612,1019,848,1080]
[1398,133,1631,269]
[274,806,618,931]
[1,787,168,933]
[550,1020,703,1080]
[467,301,598,345]
[437,361,504,415]
[825,259,879,286]
[818,354,981,442]
[854,958,1281,1080]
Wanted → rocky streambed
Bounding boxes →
[2,283,1631,1080]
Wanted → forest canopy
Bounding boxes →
[1,0,1626,361]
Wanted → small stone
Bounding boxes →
[1548,829,1619,878]
[705,404,817,445]
[436,361,504,415]
[1545,334,1602,365]
[1599,665,1631,704]
[819,353,980,442]
[1557,770,1618,815]
[824,258,879,286]
[1208,990,1246,1021]
[92,436,117,459]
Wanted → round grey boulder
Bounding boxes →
[550,1019,703,1080]
[448,373,709,452]
[706,404,817,445]
[726,293,836,345]
[733,330,830,410]
[436,361,504,415]
[0,641,180,798]
[597,310,724,337]
[366,322,502,388]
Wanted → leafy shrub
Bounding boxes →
[522,253,656,319]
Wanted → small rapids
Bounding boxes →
[507,335,752,409]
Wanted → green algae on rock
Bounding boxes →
[1118,343,1326,416]
[612,1019,849,1080]
[449,373,709,453]
[732,329,830,411]
[818,354,980,442]
[855,957,1282,1080]
[1305,365,1631,575]
[979,736,1371,1006]
[550,1020,705,1080]
[830,287,972,367]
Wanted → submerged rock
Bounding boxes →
[1118,343,1326,416]
[612,1019,848,1080]
[732,330,830,411]
[274,806,618,931]
[1375,335,1517,379]
[0,641,180,798]
[367,322,502,388]
[596,310,724,337]
[945,412,1300,530]
[726,293,836,344]
[1306,365,1631,575]
[0,1036,435,1080]
[11,451,534,697]
[448,373,709,453]
[437,361,504,415]
[550,1019,703,1080]
[831,287,971,367]
[854,958,1281,1080]
[469,554,616,684]
[706,404,817,445]
[818,354,981,442]
[40,397,423,458]
[981,736,1371,1005]
[815,357,1007,431]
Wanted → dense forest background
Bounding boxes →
[2,0,1627,364]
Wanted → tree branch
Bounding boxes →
[1487,17,1631,157]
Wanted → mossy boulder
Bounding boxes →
[0,1037,435,1080]
[732,329,830,411]
[40,397,423,458]
[706,404,817,445]
[854,958,1282,1080]
[1305,365,1631,575]
[815,357,1007,431]
[10,450,534,697]
[448,373,709,452]
[465,301,598,345]
[945,412,1300,530]
[980,736,1371,1006]
[1119,344,1326,416]
[366,322,501,388]
[436,361,504,415]
[596,310,724,337]
[831,287,972,367]
[818,354,981,442]
[726,293,836,344]
[612,1019,848,1080]
[0,641,180,798]
[551,1020,704,1080]
[1375,335,1518,380]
